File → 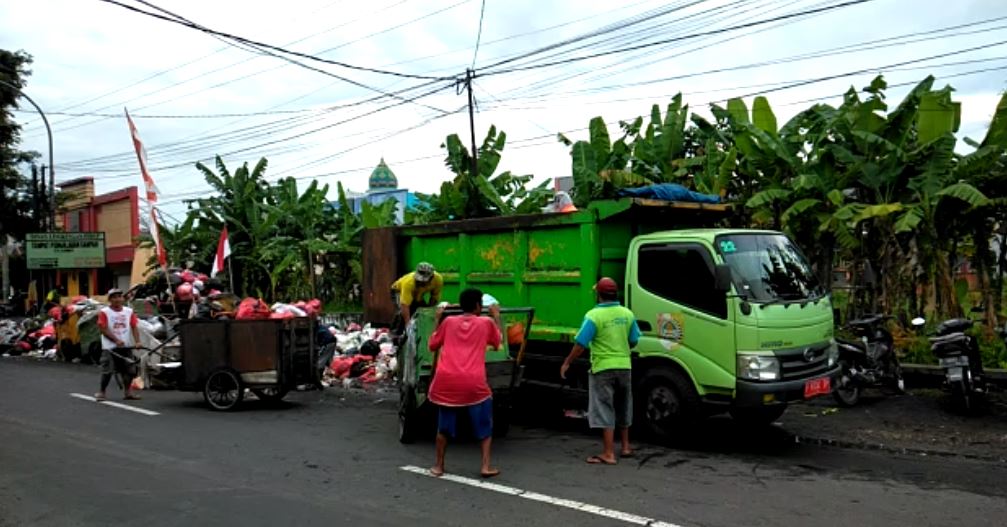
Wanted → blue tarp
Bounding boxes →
[617,183,721,204]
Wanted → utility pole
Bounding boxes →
[0,80,54,231]
[41,164,54,230]
[465,68,479,181]
[30,163,40,230]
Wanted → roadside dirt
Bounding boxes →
[783,388,1007,461]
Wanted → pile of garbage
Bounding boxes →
[1,295,172,369]
[318,323,397,389]
[0,318,50,358]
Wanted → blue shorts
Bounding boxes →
[437,398,493,440]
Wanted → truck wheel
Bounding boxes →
[493,398,511,438]
[729,405,787,426]
[399,387,419,444]
[203,369,244,411]
[637,366,699,443]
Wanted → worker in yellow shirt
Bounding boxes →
[391,262,444,326]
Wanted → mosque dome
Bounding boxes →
[368,158,398,190]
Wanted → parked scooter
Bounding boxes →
[911,315,985,412]
[833,314,904,406]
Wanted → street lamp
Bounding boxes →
[0,79,54,230]
[1,80,55,306]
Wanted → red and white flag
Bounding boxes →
[125,109,167,269]
[211,227,231,278]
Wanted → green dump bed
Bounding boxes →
[362,198,730,342]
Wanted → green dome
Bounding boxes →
[369,158,398,190]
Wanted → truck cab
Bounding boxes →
[625,229,837,437]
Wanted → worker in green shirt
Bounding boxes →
[561,277,640,465]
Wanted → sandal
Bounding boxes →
[586,455,617,465]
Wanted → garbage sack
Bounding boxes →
[359,340,380,357]
[544,191,578,213]
[236,298,271,320]
[507,322,526,345]
[271,303,307,318]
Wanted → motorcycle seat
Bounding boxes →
[929,332,967,346]
[836,337,867,351]
[936,318,973,336]
[848,314,885,328]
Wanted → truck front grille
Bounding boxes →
[778,343,831,380]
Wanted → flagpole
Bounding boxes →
[228,256,235,295]
[154,208,178,317]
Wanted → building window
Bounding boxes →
[67,211,80,232]
[638,243,726,319]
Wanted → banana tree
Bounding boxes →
[417,126,551,220]
[949,92,1007,324]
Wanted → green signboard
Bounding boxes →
[26,232,106,269]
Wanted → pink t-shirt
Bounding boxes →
[427,314,502,407]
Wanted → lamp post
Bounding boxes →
[0,79,54,230]
[1,80,55,301]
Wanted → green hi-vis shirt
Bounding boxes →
[575,302,641,374]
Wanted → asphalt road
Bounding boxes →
[2,359,1006,527]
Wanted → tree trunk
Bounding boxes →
[817,234,834,292]
[996,218,1007,317]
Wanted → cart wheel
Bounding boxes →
[399,386,419,444]
[203,369,244,411]
[251,387,289,403]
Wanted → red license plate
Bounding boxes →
[804,377,831,399]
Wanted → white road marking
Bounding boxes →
[69,393,160,416]
[400,465,683,527]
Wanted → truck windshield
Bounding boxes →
[715,233,822,303]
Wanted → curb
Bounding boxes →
[791,433,1007,463]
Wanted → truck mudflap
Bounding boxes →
[734,365,841,407]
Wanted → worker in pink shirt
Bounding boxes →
[427,288,502,478]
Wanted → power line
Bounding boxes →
[14,108,322,119]
[18,0,354,127]
[122,0,453,116]
[472,0,488,68]
[21,0,453,138]
[478,0,877,76]
[97,0,457,81]
[482,18,1007,107]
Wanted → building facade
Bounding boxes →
[56,177,141,297]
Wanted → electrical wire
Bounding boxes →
[472,0,488,68]
[478,0,877,76]
[98,0,455,80]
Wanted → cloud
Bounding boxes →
[1,0,1004,220]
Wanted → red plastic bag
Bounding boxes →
[236,298,271,320]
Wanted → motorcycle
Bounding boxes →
[833,314,904,406]
[911,315,985,412]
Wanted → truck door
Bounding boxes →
[629,242,735,391]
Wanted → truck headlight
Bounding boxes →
[737,354,780,381]
[828,340,839,367]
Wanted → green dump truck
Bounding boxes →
[364,198,839,440]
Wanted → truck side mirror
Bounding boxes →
[714,264,733,293]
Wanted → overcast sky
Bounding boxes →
[2,0,1006,221]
